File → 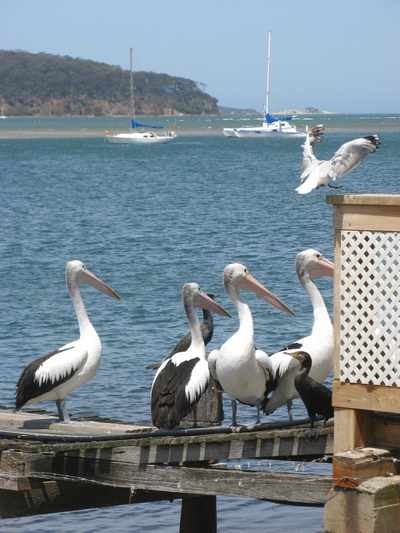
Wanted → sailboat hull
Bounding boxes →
[223,122,306,138]
[105,131,176,144]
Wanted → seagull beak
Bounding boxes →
[81,269,121,300]
[239,273,295,316]
[311,256,334,279]
[194,291,230,317]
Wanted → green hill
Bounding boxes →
[0,50,219,116]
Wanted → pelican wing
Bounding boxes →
[16,342,88,408]
[255,349,275,396]
[151,352,209,429]
[330,135,380,178]
[262,351,301,414]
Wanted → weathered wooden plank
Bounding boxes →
[23,421,333,465]
[333,448,396,489]
[333,381,400,415]
[21,452,331,506]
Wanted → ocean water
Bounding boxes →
[0,118,399,531]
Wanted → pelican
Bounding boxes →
[16,260,121,422]
[208,263,294,426]
[151,283,229,430]
[295,124,380,194]
[146,294,215,370]
[263,249,334,420]
[294,360,333,428]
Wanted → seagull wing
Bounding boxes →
[300,124,325,182]
[330,135,380,179]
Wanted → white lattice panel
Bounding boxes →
[340,230,400,386]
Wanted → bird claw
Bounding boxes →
[328,183,342,189]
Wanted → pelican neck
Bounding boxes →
[301,274,330,334]
[67,277,94,336]
[184,299,205,354]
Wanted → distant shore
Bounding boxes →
[0,113,399,140]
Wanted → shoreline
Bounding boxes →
[0,126,399,140]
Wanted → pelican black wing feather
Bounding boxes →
[16,346,76,409]
[151,358,207,429]
[294,374,333,426]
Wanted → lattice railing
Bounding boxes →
[340,230,400,387]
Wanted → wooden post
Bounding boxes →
[179,495,217,533]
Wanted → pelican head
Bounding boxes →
[66,260,121,300]
[224,263,294,316]
[296,249,334,281]
[182,283,230,317]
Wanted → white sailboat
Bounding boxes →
[223,32,305,138]
[106,49,176,144]
[0,104,7,119]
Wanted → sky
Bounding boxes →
[2,0,399,113]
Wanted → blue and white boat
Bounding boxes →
[223,33,305,138]
[106,49,176,144]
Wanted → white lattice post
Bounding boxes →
[325,195,400,533]
[328,194,400,453]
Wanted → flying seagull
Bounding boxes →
[295,125,380,194]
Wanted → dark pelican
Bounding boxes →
[208,263,294,426]
[16,260,121,422]
[263,249,333,421]
[296,124,380,194]
[151,283,229,429]
[146,294,215,370]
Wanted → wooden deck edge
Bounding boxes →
[20,451,331,506]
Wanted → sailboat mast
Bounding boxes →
[129,48,136,129]
[265,31,271,116]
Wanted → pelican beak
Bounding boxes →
[239,273,295,316]
[81,269,121,300]
[194,291,230,317]
[311,256,334,279]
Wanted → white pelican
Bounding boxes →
[295,124,380,194]
[151,283,230,430]
[263,249,334,420]
[208,263,294,426]
[16,260,121,422]
[294,353,333,427]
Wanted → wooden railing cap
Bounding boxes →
[326,194,400,206]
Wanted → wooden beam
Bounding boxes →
[333,204,400,231]
[333,381,400,415]
[327,194,400,207]
[21,452,332,506]
[26,421,333,466]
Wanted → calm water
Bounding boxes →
[1,118,399,531]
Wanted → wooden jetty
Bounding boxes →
[0,408,333,530]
